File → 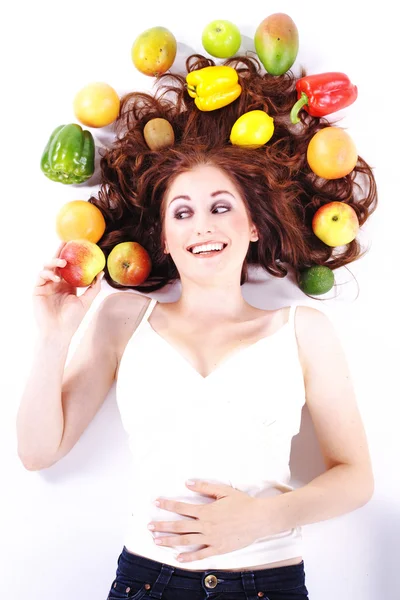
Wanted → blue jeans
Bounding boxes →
[106,546,309,600]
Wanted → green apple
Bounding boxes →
[202,20,241,58]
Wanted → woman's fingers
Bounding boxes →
[42,258,67,269]
[35,257,67,287]
[80,271,104,308]
[36,269,61,287]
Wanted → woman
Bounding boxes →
[17,55,377,599]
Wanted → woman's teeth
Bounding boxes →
[190,243,225,254]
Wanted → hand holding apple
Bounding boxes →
[312,201,359,247]
[107,241,151,286]
[33,242,105,338]
[59,240,106,287]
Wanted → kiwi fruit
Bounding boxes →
[143,118,175,150]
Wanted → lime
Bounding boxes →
[298,265,335,296]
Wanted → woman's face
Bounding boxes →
[162,164,258,282]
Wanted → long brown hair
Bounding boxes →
[89,53,377,292]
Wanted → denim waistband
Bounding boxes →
[118,546,306,597]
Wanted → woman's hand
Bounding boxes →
[32,242,104,338]
[148,480,273,563]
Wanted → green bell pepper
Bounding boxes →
[40,123,95,184]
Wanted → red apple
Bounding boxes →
[312,201,359,247]
[107,241,151,285]
[59,239,106,287]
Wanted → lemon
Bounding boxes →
[298,265,335,296]
[230,110,274,147]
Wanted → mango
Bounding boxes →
[132,26,177,77]
[254,13,299,76]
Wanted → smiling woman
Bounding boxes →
[18,50,378,600]
[82,54,377,598]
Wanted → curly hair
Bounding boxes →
[88,53,378,293]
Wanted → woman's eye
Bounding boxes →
[213,205,230,214]
[174,204,229,220]
[174,210,190,220]
[174,205,230,220]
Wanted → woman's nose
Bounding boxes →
[194,215,214,236]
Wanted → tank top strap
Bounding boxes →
[287,304,298,331]
[136,297,158,331]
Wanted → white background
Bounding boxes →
[2,1,399,598]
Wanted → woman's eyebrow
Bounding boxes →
[169,190,235,206]
[211,190,235,198]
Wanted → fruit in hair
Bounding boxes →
[143,118,175,150]
[230,110,274,146]
[307,127,358,179]
[312,201,359,247]
[298,265,335,296]
[107,242,152,286]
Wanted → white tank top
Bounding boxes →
[116,297,306,569]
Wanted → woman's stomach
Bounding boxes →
[121,472,303,571]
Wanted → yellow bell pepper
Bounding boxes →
[186,65,242,111]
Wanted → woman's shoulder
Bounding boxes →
[292,304,334,338]
[98,292,153,341]
[293,304,331,326]
[292,305,339,370]
[100,290,152,318]
[97,292,154,367]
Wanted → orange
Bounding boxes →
[73,82,120,128]
[56,200,106,243]
[307,127,358,180]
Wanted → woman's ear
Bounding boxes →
[161,233,169,254]
[250,225,259,242]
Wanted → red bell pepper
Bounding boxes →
[290,72,358,124]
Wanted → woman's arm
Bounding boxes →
[16,296,119,471]
[254,305,374,535]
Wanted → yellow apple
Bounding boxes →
[312,201,359,247]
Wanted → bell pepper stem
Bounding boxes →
[290,92,309,124]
